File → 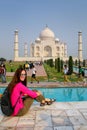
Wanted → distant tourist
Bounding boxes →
[29,62,34,69]
[78,65,82,78]
[24,62,30,71]
[80,69,87,86]
[31,65,39,83]
[0,64,6,83]
[63,65,70,82]
[78,66,85,79]
[3,64,7,82]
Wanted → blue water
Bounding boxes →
[0,87,87,102]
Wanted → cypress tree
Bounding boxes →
[55,58,57,69]
[83,60,85,67]
[75,59,78,66]
[68,56,73,74]
[57,58,61,72]
[60,60,63,72]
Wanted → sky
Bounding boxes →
[0,0,87,60]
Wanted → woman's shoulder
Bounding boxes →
[13,82,24,93]
[15,82,23,88]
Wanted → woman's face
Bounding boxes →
[20,70,26,81]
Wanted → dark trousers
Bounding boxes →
[17,91,45,116]
[0,74,6,83]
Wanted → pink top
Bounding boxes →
[11,82,38,116]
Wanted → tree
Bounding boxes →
[57,58,61,72]
[0,57,6,62]
[83,60,85,67]
[60,60,63,72]
[78,60,81,67]
[55,58,57,69]
[49,59,54,67]
[68,56,73,74]
[75,59,78,66]
[45,59,54,67]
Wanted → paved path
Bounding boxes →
[0,81,86,88]
[6,65,47,77]
[0,101,87,130]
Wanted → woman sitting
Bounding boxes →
[8,67,56,116]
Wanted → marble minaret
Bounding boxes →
[24,42,28,57]
[78,31,83,61]
[14,30,19,60]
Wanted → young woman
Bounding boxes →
[8,67,55,116]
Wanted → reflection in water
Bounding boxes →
[63,88,72,99]
[76,88,85,101]
[0,87,87,102]
[63,88,85,101]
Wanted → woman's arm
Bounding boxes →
[18,82,38,98]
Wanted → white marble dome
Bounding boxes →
[39,27,55,40]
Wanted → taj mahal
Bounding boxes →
[14,26,83,62]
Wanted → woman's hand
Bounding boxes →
[36,91,42,96]
[32,90,42,96]
[23,94,28,98]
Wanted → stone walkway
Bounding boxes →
[0,101,87,130]
[0,81,86,88]
[6,65,47,77]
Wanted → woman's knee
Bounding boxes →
[33,90,42,96]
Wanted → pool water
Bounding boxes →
[0,87,87,102]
